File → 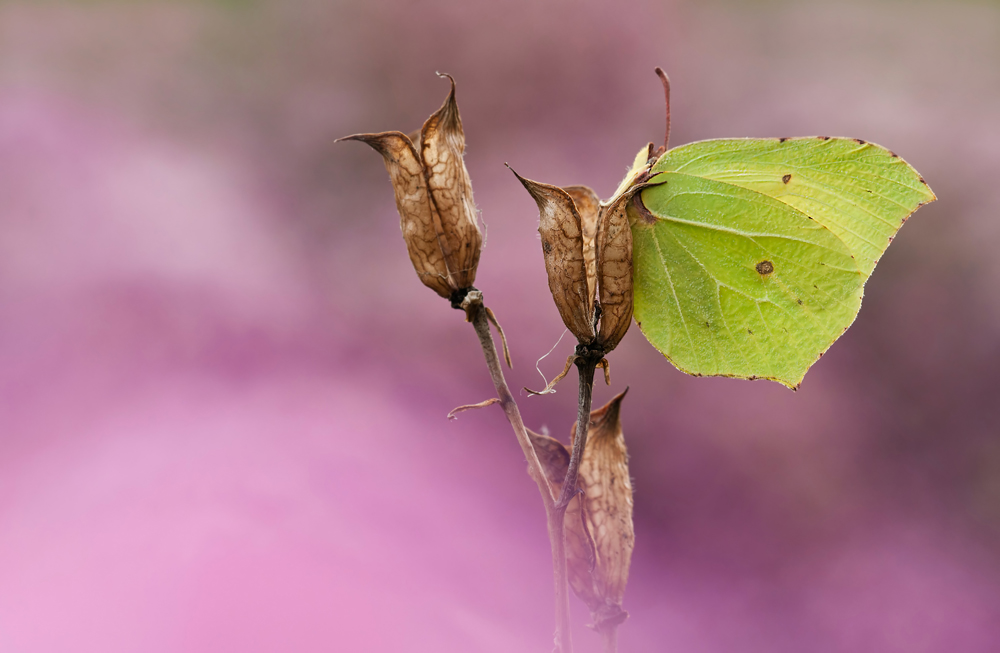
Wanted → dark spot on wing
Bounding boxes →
[854,138,866,145]
[782,174,792,184]
[705,321,710,328]
[796,298,803,305]
[747,328,753,335]
[756,260,774,275]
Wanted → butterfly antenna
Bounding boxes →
[655,67,671,151]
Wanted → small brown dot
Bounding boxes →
[747,328,753,335]
[542,240,552,254]
[854,138,866,145]
[705,321,710,328]
[819,136,831,140]
[796,298,803,305]
[890,151,899,158]
[756,260,774,275]
[919,177,928,185]
[782,174,792,184]
[779,137,789,143]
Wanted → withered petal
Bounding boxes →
[419,73,482,291]
[337,131,453,298]
[508,169,596,343]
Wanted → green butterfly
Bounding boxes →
[635,134,934,388]
[522,70,935,389]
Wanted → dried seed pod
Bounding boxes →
[418,74,482,292]
[569,390,634,631]
[338,74,481,299]
[510,167,636,354]
[509,171,596,343]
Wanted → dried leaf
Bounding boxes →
[337,131,452,298]
[446,397,500,420]
[485,306,512,369]
[509,170,595,343]
[419,73,482,292]
[569,389,634,629]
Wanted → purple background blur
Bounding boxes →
[1,1,998,651]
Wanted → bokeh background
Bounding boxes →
[1,0,998,651]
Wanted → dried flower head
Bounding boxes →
[509,164,646,355]
[528,390,635,633]
[338,74,482,302]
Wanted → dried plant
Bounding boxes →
[338,67,932,653]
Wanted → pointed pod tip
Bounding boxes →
[608,387,628,411]
[435,71,457,92]
[505,165,542,196]
[505,163,528,184]
[591,388,627,433]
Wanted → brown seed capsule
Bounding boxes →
[338,74,482,299]
[510,169,637,354]
[508,172,596,343]
[569,389,634,631]
[527,392,635,633]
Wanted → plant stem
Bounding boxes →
[558,351,599,511]
[462,291,576,652]
[548,351,599,651]
[601,626,618,653]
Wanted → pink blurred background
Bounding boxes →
[1,0,998,651]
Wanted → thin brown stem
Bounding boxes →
[461,290,575,652]
[557,351,599,511]
[601,626,619,653]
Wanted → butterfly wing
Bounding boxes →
[632,137,934,387]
